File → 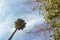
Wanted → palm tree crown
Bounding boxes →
[15,18,26,30]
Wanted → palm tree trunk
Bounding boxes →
[8,29,17,40]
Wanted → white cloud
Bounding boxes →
[0,0,6,15]
[23,16,45,32]
[0,15,14,39]
[0,0,7,20]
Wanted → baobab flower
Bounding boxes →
[38,26,52,31]
[38,26,45,31]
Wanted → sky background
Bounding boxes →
[0,0,54,40]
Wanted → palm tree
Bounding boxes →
[8,18,26,40]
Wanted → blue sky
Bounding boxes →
[0,0,54,40]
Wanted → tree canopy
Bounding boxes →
[24,0,60,40]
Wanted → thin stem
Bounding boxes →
[8,29,17,40]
